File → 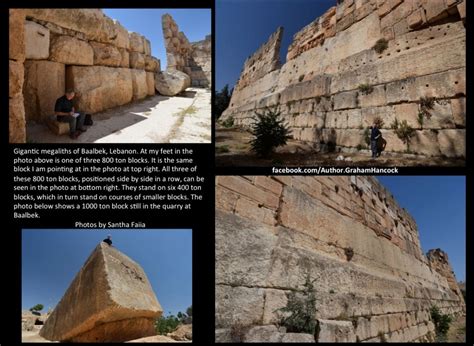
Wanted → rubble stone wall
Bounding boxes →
[9,8,161,142]
[162,14,211,88]
[215,176,465,342]
[221,0,466,158]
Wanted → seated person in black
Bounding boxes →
[103,235,112,246]
[55,89,86,139]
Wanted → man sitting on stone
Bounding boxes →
[54,89,86,139]
[103,234,112,246]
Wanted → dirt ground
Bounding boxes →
[215,127,465,167]
[27,88,211,144]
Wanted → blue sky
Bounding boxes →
[22,229,192,316]
[377,176,466,282]
[216,0,335,90]
[103,9,211,69]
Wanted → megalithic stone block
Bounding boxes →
[40,242,162,342]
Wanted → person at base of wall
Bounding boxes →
[370,122,381,159]
[54,89,86,139]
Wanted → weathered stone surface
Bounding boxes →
[145,56,159,72]
[9,94,26,143]
[129,32,144,53]
[23,60,65,123]
[146,72,155,96]
[155,69,191,96]
[91,41,122,67]
[9,9,25,62]
[40,242,162,342]
[215,176,465,342]
[450,97,465,127]
[130,52,145,69]
[24,21,50,60]
[317,319,356,342]
[131,69,148,101]
[9,60,24,99]
[437,129,465,158]
[281,333,315,342]
[243,325,281,342]
[119,48,130,68]
[50,35,94,65]
[66,66,133,113]
[167,324,192,341]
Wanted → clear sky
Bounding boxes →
[22,229,192,316]
[216,0,335,90]
[103,9,211,69]
[377,176,466,282]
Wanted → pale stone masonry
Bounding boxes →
[221,0,466,158]
[215,176,465,342]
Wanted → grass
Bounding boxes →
[373,38,389,54]
[358,84,374,95]
[177,105,198,116]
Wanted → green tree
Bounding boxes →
[430,305,452,337]
[215,84,233,119]
[29,304,44,313]
[278,275,317,334]
[250,107,291,157]
[155,314,180,335]
[391,118,415,152]
[186,305,192,317]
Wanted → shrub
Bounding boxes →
[378,331,387,343]
[417,112,424,129]
[278,275,317,334]
[155,314,180,335]
[430,305,452,336]
[30,304,44,313]
[419,97,435,118]
[391,118,415,152]
[221,116,234,128]
[250,108,291,157]
[373,116,385,129]
[373,38,389,54]
[358,84,374,95]
[363,128,371,146]
[215,84,232,119]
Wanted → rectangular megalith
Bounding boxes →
[40,242,162,342]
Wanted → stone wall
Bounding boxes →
[9,8,161,141]
[162,14,211,88]
[221,0,466,158]
[215,176,465,342]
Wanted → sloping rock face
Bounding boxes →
[215,176,465,342]
[40,242,162,342]
[9,8,161,141]
[162,14,211,88]
[221,0,466,158]
[155,69,191,96]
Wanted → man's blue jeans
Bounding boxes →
[371,140,377,158]
[57,113,85,135]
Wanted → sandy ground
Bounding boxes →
[216,126,465,167]
[27,88,211,144]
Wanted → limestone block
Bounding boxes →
[457,1,466,20]
[112,20,130,50]
[437,129,465,157]
[130,52,145,69]
[154,69,190,96]
[243,325,282,342]
[215,285,265,328]
[422,100,455,129]
[361,105,396,128]
[40,243,162,342]
[450,97,465,127]
[23,60,65,122]
[9,9,25,62]
[409,130,441,156]
[131,69,148,101]
[358,85,386,108]
[393,103,419,128]
[9,60,24,99]
[145,72,155,96]
[50,35,93,65]
[9,94,26,143]
[423,0,449,23]
[262,289,288,324]
[317,320,356,342]
[145,56,159,72]
[24,21,50,60]
[66,66,133,113]
[333,90,358,110]
[119,48,130,68]
[129,32,144,53]
[215,210,276,287]
[90,41,122,67]
[407,9,425,28]
[215,328,232,343]
[47,118,69,136]
[234,197,276,226]
[380,130,406,152]
[386,78,418,104]
[143,38,151,56]
[281,333,315,342]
